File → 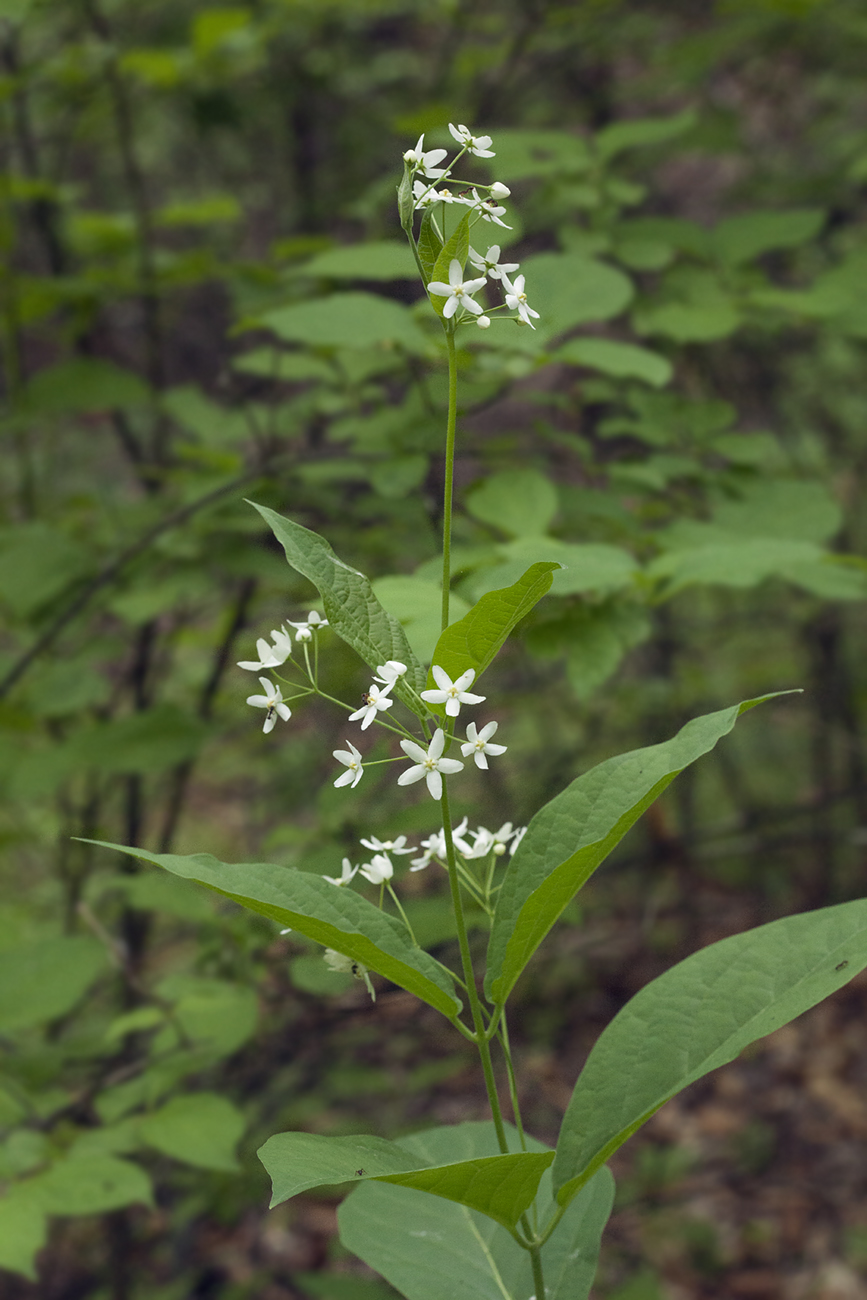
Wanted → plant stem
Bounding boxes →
[530,1244,547,1300]
[441,325,458,633]
[439,781,509,1153]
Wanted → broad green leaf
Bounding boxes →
[553,899,867,1206]
[429,212,472,317]
[338,1122,615,1300]
[0,1187,46,1280]
[0,522,91,619]
[71,705,209,775]
[372,575,471,664]
[482,253,633,354]
[418,208,444,283]
[465,468,559,538]
[258,292,428,353]
[250,502,428,710]
[83,844,462,1021]
[157,976,259,1056]
[157,194,241,226]
[635,300,740,342]
[557,338,672,388]
[260,1129,552,1231]
[465,540,638,603]
[595,110,697,161]
[295,1273,396,1300]
[485,697,787,1005]
[492,129,591,180]
[712,209,825,266]
[648,540,866,599]
[21,358,150,413]
[28,1154,153,1215]
[139,1093,245,1171]
[299,241,418,281]
[426,564,559,696]
[0,936,107,1032]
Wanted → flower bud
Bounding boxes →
[490,182,511,198]
[476,315,492,329]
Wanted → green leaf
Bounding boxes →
[465,468,559,538]
[158,976,259,1056]
[249,502,428,710]
[552,899,867,1206]
[0,936,107,1032]
[557,338,672,388]
[492,129,591,180]
[21,358,150,413]
[0,1187,46,1280]
[296,1272,398,1300]
[139,1093,245,1171]
[0,523,91,619]
[260,1129,552,1231]
[466,540,638,603]
[258,292,428,353]
[338,1123,614,1300]
[635,301,740,342]
[647,539,866,599]
[712,209,825,266]
[72,705,210,775]
[429,212,472,317]
[28,1154,153,1215]
[418,208,444,283]
[595,111,697,161]
[299,241,418,281]
[485,696,790,1005]
[371,575,471,664]
[483,253,632,353]
[82,845,462,1021]
[426,564,559,698]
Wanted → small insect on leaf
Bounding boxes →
[355,1168,365,1177]
[836,960,849,971]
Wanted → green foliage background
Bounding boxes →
[1,0,867,1295]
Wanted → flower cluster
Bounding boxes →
[237,611,329,733]
[322,821,526,890]
[403,124,540,330]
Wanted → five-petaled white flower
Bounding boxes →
[237,628,293,672]
[358,853,394,885]
[403,133,447,178]
[502,273,540,329]
[333,740,364,788]
[461,720,507,770]
[398,728,464,800]
[349,682,394,730]
[471,190,512,229]
[246,677,291,734]
[468,245,519,282]
[323,858,358,886]
[421,665,485,717]
[360,834,415,856]
[373,660,407,690]
[449,122,495,158]
[287,610,329,642]
[427,259,487,319]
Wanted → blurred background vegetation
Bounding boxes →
[1,0,867,1296]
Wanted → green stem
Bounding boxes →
[498,1011,527,1153]
[441,324,458,633]
[385,881,418,945]
[530,1245,547,1300]
[440,781,509,1153]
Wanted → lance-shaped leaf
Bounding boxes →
[260,1129,553,1231]
[83,843,461,1020]
[553,898,867,1207]
[428,211,471,317]
[426,562,559,698]
[418,207,444,283]
[249,502,427,714]
[486,695,793,1005]
[338,1122,615,1300]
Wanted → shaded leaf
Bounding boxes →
[372,575,471,664]
[596,111,697,161]
[299,241,418,280]
[418,208,444,283]
[712,209,825,266]
[258,293,428,353]
[465,468,559,538]
[139,1093,245,1171]
[0,1187,46,1280]
[0,936,107,1032]
[558,338,672,388]
[29,1155,152,1216]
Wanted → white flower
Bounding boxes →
[412,178,442,210]
[427,258,487,320]
[398,728,464,800]
[246,677,291,734]
[465,822,517,858]
[373,660,407,689]
[333,740,364,788]
[490,181,511,199]
[471,189,512,229]
[287,610,329,642]
[237,628,293,672]
[358,853,394,885]
[324,949,376,1000]
[449,122,495,158]
[502,273,540,329]
[323,858,358,886]
[409,817,470,870]
[460,720,507,770]
[510,826,527,854]
[468,244,519,282]
[348,682,394,730]
[403,133,447,178]
[360,834,415,856]
[421,665,485,718]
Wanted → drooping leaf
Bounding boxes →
[298,241,418,281]
[648,540,867,600]
[426,564,559,697]
[712,209,825,266]
[557,338,672,388]
[82,844,462,1021]
[249,503,428,711]
[260,1128,553,1231]
[258,293,428,353]
[429,212,472,317]
[595,110,697,161]
[139,1093,245,1171]
[485,696,791,1005]
[464,540,638,603]
[0,936,107,1032]
[0,1187,46,1280]
[552,899,867,1206]
[28,1154,153,1215]
[465,468,559,538]
[338,1122,614,1300]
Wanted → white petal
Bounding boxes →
[442,297,459,319]
[431,665,452,690]
[448,259,464,288]
[453,668,476,691]
[246,694,269,707]
[427,281,453,296]
[437,758,464,775]
[425,770,443,800]
[428,729,446,759]
[473,751,489,769]
[398,766,426,786]
[400,738,428,764]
